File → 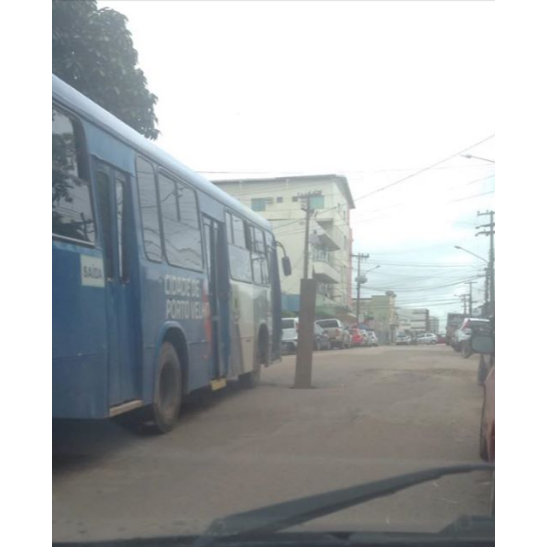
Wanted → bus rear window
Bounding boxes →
[52,106,95,244]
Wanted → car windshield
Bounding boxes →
[316,320,338,328]
[52,1,495,543]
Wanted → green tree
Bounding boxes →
[52,0,159,139]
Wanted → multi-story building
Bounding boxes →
[429,316,440,334]
[213,174,355,319]
[397,308,430,334]
[354,291,398,344]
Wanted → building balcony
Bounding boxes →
[309,222,339,251]
[316,219,346,250]
[312,259,339,283]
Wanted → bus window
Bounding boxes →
[52,106,95,244]
[251,227,269,285]
[158,172,203,270]
[225,212,252,283]
[115,172,128,281]
[136,157,162,262]
[232,215,246,248]
[96,170,114,280]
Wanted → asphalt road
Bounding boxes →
[52,345,492,542]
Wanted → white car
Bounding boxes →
[281,318,299,353]
[417,333,438,345]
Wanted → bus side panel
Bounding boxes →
[52,243,109,418]
[140,264,212,404]
[229,281,255,376]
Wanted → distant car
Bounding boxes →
[365,330,379,347]
[281,317,299,353]
[350,328,366,347]
[395,333,412,346]
[314,324,331,351]
[315,319,348,349]
[417,333,438,345]
[342,326,353,349]
[453,318,490,354]
[437,334,447,344]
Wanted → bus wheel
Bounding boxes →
[149,342,183,433]
[239,334,267,389]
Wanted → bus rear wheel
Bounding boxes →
[149,342,183,433]
[239,332,267,389]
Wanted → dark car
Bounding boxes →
[314,324,331,351]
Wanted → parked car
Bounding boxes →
[342,326,353,349]
[437,333,447,344]
[366,330,379,346]
[395,333,412,346]
[314,323,331,351]
[315,318,349,349]
[350,328,366,347]
[416,333,438,345]
[453,318,490,355]
[281,317,299,353]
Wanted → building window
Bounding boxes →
[292,196,299,202]
[251,198,272,211]
[52,106,95,244]
[310,195,325,209]
[276,197,283,203]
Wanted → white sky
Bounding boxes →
[100,0,495,325]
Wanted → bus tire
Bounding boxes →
[239,329,267,389]
[149,342,183,434]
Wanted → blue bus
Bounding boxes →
[52,75,290,432]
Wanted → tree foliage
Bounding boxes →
[52,0,159,139]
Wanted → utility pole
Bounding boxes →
[477,210,495,316]
[294,191,322,389]
[467,281,477,317]
[457,294,468,314]
[351,252,369,324]
[482,267,490,318]
[299,191,323,280]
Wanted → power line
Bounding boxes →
[283,188,495,238]
[334,135,495,207]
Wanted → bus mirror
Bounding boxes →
[282,256,292,276]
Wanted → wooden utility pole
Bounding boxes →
[351,252,369,324]
[293,191,322,389]
[467,281,477,316]
[477,210,495,315]
[457,294,468,314]
[294,278,317,389]
[298,191,322,280]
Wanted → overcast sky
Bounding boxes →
[99,0,495,325]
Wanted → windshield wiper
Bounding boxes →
[194,464,494,547]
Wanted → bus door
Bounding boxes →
[95,160,138,406]
[202,217,230,379]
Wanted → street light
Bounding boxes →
[356,265,381,283]
[454,246,488,264]
[355,266,380,324]
[461,154,495,164]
